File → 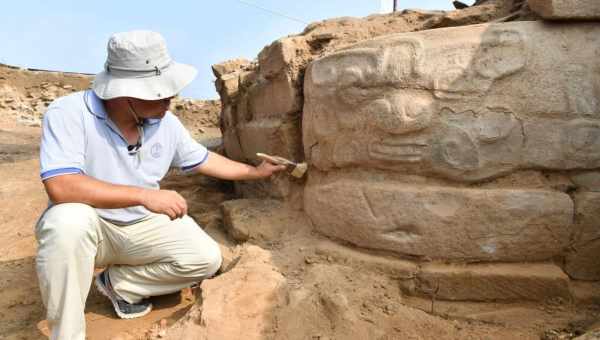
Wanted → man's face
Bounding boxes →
[128,96,174,119]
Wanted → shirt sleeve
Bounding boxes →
[170,115,209,172]
[39,99,86,181]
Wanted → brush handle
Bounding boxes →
[256,152,295,166]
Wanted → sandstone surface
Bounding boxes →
[160,245,286,340]
[571,172,600,192]
[214,2,534,198]
[305,178,573,261]
[528,0,600,20]
[565,191,600,280]
[417,262,571,302]
[303,21,600,182]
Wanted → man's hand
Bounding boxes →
[43,174,188,220]
[255,160,287,178]
[140,189,188,220]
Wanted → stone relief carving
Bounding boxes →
[302,22,599,263]
[304,180,573,261]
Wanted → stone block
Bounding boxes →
[237,117,302,163]
[417,262,571,302]
[565,191,600,280]
[571,172,600,192]
[304,178,573,262]
[215,73,239,102]
[258,37,307,79]
[314,240,418,280]
[211,58,251,78]
[573,329,600,340]
[528,0,600,20]
[523,118,600,170]
[223,128,244,162]
[570,280,600,304]
[199,245,286,340]
[239,70,258,88]
[303,21,600,182]
[249,73,301,118]
[566,242,600,281]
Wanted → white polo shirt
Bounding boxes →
[40,90,209,223]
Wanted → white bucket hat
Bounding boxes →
[92,30,197,100]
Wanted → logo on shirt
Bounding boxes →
[151,143,163,159]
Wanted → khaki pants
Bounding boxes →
[35,203,222,340]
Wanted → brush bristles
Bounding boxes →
[291,163,308,178]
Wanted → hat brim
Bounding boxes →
[92,62,197,100]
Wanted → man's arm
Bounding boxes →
[44,174,188,219]
[44,152,284,220]
[194,151,286,180]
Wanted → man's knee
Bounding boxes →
[204,245,223,277]
[174,244,222,280]
[36,203,99,254]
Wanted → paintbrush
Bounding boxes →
[256,152,307,178]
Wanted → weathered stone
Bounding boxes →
[199,245,285,340]
[565,191,600,280]
[417,262,571,302]
[239,69,258,88]
[566,242,600,281]
[570,280,600,304]
[528,0,600,20]
[573,328,600,340]
[314,240,418,280]
[304,178,573,261]
[223,128,245,161]
[161,245,286,340]
[211,58,251,78]
[303,21,600,182]
[228,113,304,197]
[215,73,240,101]
[236,117,302,162]
[523,118,600,169]
[573,191,600,244]
[571,172,600,192]
[258,37,307,79]
[249,73,300,118]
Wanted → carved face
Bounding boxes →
[306,42,526,181]
[305,25,600,180]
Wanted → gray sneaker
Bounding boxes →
[94,270,152,319]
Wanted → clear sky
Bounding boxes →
[0,1,456,99]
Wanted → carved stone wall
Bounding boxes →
[211,0,600,302]
[213,2,532,199]
[303,20,600,281]
[528,0,600,20]
[304,22,600,181]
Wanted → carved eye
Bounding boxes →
[434,127,479,171]
[310,48,380,87]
